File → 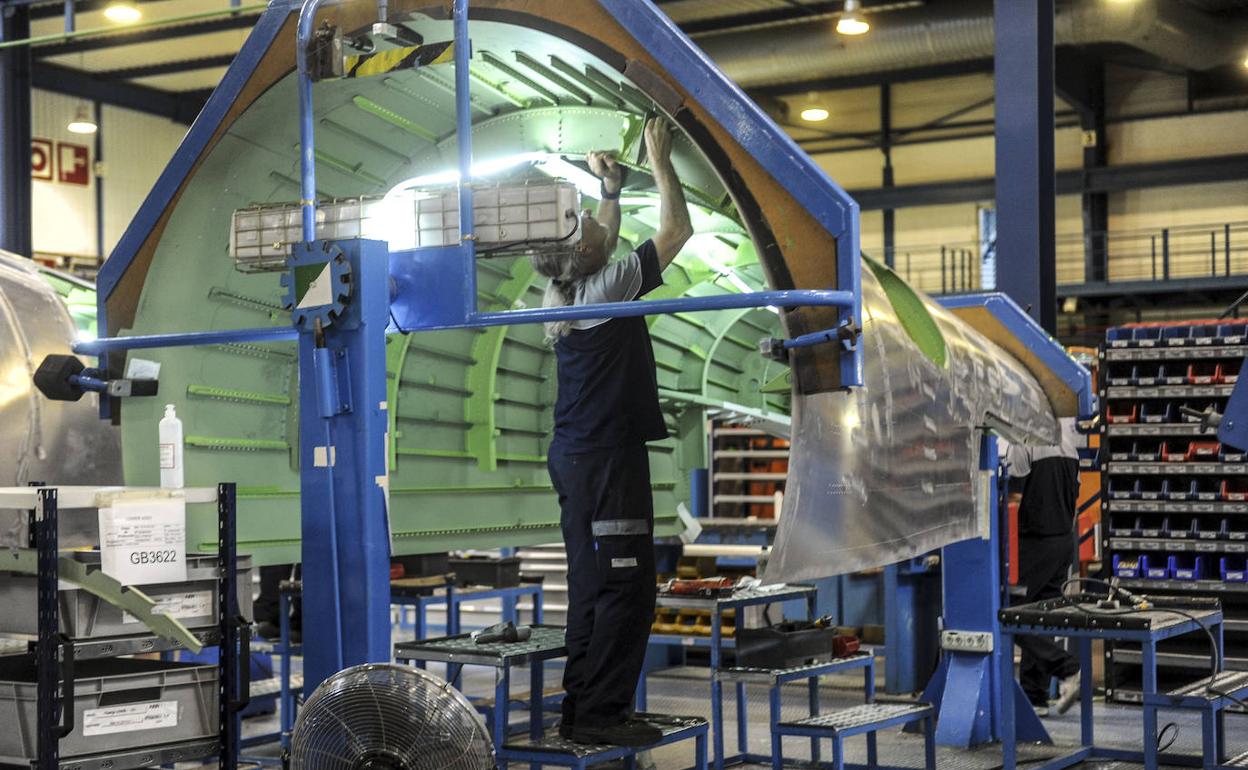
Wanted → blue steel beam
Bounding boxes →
[0,4,32,257]
[993,0,1056,333]
[31,62,206,123]
[74,288,855,355]
[938,292,1094,418]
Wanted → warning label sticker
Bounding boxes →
[82,701,178,736]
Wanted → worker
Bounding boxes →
[531,116,693,747]
[1003,417,1082,717]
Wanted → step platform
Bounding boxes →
[1226,750,1248,768]
[1144,670,1248,710]
[499,714,708,770]
[717,652,873,685]
[776,703,935,770]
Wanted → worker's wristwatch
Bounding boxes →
[600,181,621,200]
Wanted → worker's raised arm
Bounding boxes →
[645,118,694,270]
[586,150,621,257]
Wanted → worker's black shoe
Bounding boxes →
[255,621,281,641]
[572,719,663,747]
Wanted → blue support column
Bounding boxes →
[297,239,393,691]
[0,3,33,257]
[993,0,1056,333]
[918,434,1050,747]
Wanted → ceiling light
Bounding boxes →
[1242,55,1248,70]
[800,106,830,122]
[836,0,870,36]
[67,105,98,135]
[103,1,142,24]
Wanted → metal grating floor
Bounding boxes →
[236,650,1248,770]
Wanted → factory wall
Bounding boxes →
[29,89,186,265]
[805,68,1247,294]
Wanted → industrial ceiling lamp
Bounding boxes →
[836,0,871,36]
[67,104,98,135]
[799,92,830,122]
[103,0,142,23]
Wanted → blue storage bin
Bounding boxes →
[1168,555,1205,581]
[1163,326,1191,345]
[1113,554,1143,579]
[1220,557,1247,582]
[1108,479,1139,500]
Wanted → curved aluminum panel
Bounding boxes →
[764,261,1057,582]
[0,253,121,547]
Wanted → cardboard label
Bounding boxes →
[98,498,187,585]
[82,701,178,736]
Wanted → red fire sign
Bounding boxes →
[57,141,91,186]
[31,139,53,181]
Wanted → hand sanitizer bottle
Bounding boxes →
[159,404,184,489]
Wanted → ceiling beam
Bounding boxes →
[32,12,259,57]
[31,61,206,124]
[849,153,1248,210]
[95,53,236,80]
[749,58,994,98]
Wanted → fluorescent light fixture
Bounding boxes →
[800,106,830,122]
[103,1,142,23]
[67,105,98,135]
[1243,55,1248,70]
[385,152,546,199]
[836,0,870,35]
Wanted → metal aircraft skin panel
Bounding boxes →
[765,263,1059,582]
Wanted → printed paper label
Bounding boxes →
[83,701,178,736]
[98,498,187,585]
[123,590,213,624]
[159,443,175,469]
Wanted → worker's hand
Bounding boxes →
[586,150,622,194]
[644,117,675,166]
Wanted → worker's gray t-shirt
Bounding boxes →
[568,248,649,330]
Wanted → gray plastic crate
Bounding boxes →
[0,552,252,640]
[0,656,217,762]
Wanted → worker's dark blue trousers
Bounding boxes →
[1017,533,1080,705]
[548,443,657,729]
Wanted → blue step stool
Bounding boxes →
[775,702,935,770]
[499,713,708,770]
[1144,670,1248,770]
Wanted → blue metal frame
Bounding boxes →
[1219,372,1248,451]
[79,0,871,704]
[294,238,394,690]
[938,292,1096,418]
[999,609,1225,770]
[917,435,1050,749]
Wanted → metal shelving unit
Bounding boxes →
[708,418,789,519]
[1099,320,1248,704]
[0,484,247,770]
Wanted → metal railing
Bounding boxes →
[877,220,1248,295]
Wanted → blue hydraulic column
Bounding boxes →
[993,0,1056,334]
[0,4,33,257]
[917,435,1049,747]
[294,239,393,691]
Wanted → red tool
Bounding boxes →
[660,577,736,598]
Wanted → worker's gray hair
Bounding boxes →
[531,245,607,343]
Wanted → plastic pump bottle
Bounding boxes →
[159,404,184,489]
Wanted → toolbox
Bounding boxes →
[449,554,521,587]
[736,622,842,668]
[0,551,252,639]
[0,656,217,762]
